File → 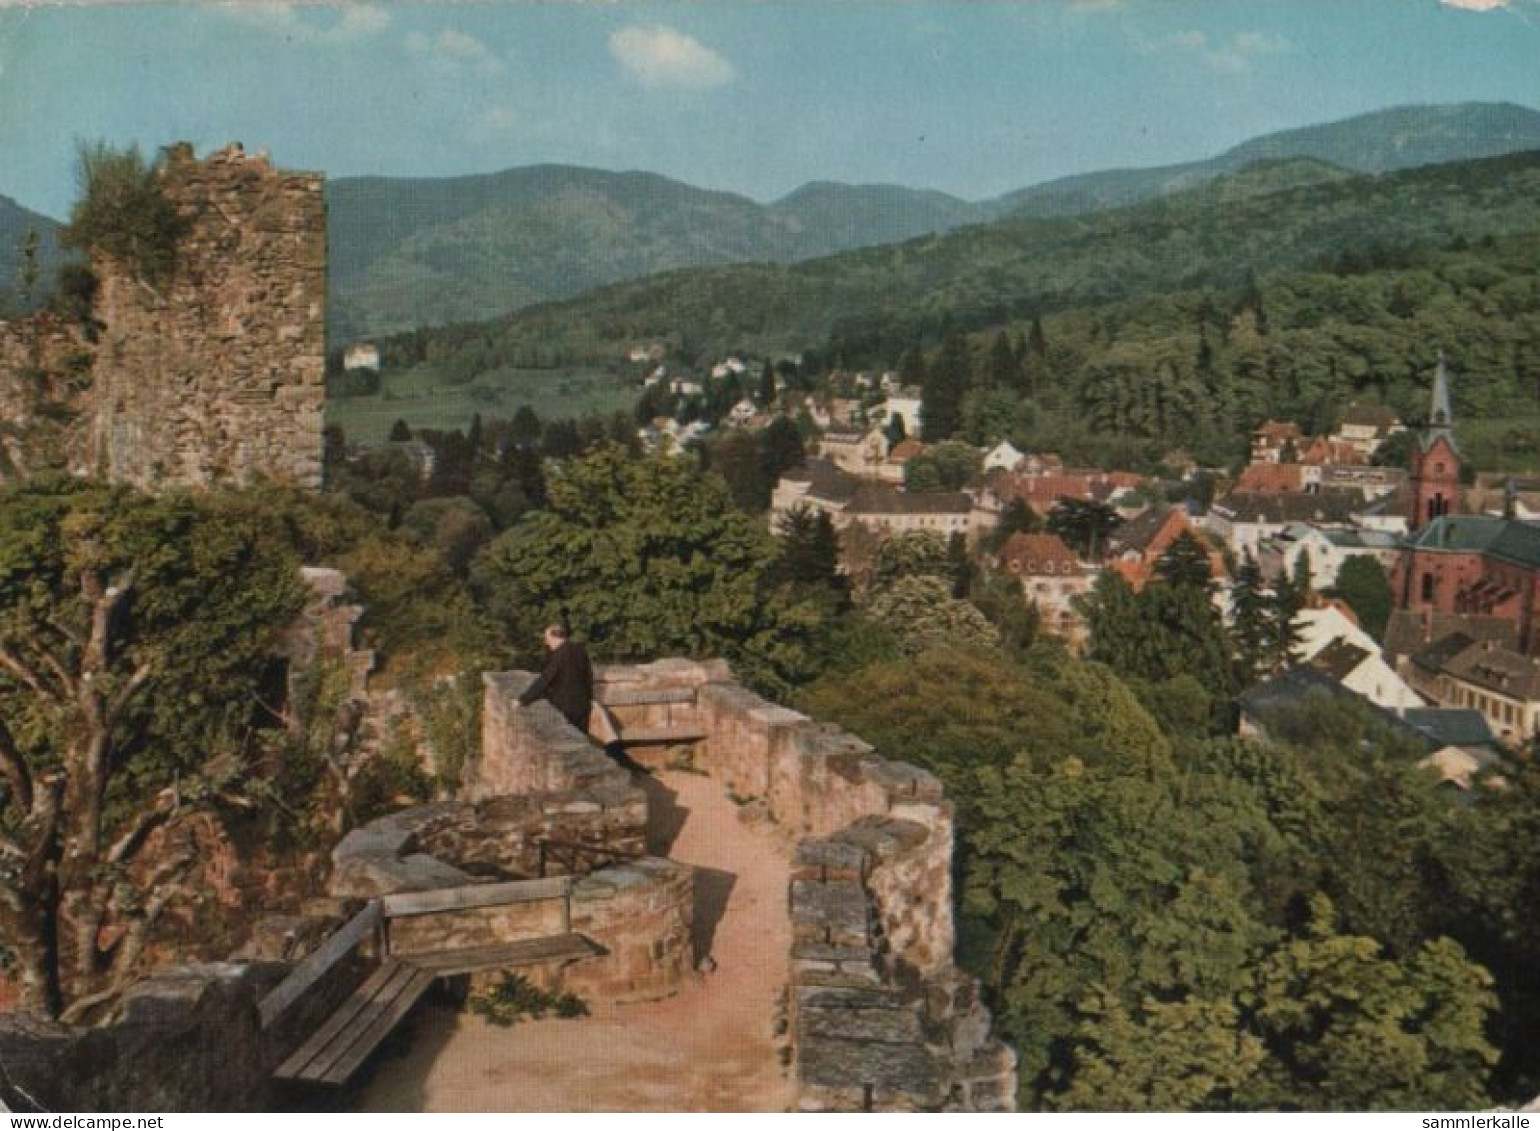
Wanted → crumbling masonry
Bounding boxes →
[0,143,325,490]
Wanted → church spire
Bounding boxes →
[1430,350,1453,432]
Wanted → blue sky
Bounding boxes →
[1,0,1538,218]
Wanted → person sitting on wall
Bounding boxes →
[518,623,594,732]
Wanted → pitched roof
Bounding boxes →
[998,532,1081,575]
[1254,420,1303,441]
[1237,462,1306,494]
[1212,490,1362,525]
[782,458,859,504]
[889,439,925,461]
[1409,631,1479,675]
[1405,515,1540,570]
[1403,708,1497,748]
[1340,402,1401,434]
[1382,610,1518,665]
[1310,638,1373,682]
[1441,640,1540,702]
[847,483,971,516]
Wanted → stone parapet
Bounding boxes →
[565,858,694,1004]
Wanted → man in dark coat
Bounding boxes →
[518,624,594,732]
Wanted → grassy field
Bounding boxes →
[326,363,637,444]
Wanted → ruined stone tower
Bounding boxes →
[85,143,326,489]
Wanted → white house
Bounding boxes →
[343,342,380,372]
[872,386,924,437]
[983,441,1026,473]
[1258,523,1401,588]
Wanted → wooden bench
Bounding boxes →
[273,959,436,1086]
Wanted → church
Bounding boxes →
[1392,355,1540,656]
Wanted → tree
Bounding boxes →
[864,575,999,657]
[60,141,187,286]
[771,505,845,598]
[705,430,768,511]
[984,497,1043,554]
[1230,550,1274,684]
[922,332,970,441]
[470,445,820,695]
[903,440,981,492]
[868,531,952,591]
[757,361,777,407]
[1325,555,1393,640]
[758,416,806,488]
[0,481,307,1020]
[1047,498,1121,560]
[986,330,1017,388]
[387,419,412,442]
[1154,530,1215,590]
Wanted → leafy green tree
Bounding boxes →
[864,575,998,657]
[1230,550,1274,684]
[1325,555,1393,640]
[0,480,307,1020]
[903,440,981,492]
[868,531,952,591]
[387,419,412,442]
[984,497,1043,554]
[1243,896,1497,1111]
[705,430,768,511]
[470,445,820,695]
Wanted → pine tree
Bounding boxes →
[1230,550,1272,685]
[1154,531,1215,591]
[758,361,777,407]
[986,330,1017,388]
[388,418,412,442]
[922,332,970,441]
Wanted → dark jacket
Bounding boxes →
[518,641,594,731]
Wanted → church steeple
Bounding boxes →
[1429,350,1453,435]
[1409,351,1462,533]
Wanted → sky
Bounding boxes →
[1,0,1538,218]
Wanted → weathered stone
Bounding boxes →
[798,1035,941,1098]
[790,880,869,948]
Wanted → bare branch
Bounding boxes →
[104,660,155,728]
[0,645,54,701]
[103,787,178,866]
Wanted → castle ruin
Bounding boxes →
[0,143,325,490]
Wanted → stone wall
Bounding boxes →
[565,859,695,1003]
[591,660,1017,1112]
[85,144,325,489]
[0,312,94,482]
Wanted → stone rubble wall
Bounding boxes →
[85,144,326,490]
[564,859,695,1004]
[0,312,94,482]
[0,959,359,1112]
[472,672,634,798]
[592,659,1017,1112]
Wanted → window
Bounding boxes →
[1422,573,1435,602]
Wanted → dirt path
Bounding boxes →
[350,770,795,1112]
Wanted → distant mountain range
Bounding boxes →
[4,101,1539,337]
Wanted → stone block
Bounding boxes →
[790,880,869,948]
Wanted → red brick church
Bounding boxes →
[1393,354,1540,655]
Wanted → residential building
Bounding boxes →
[819,425,889,477]
[1258,523,1401,588]
[1204,490,1362,562]
[1307,636,1425,713]
[1251,420,1305,464]
[1331,402,1403,460]
[1107,507,1225,590]
[342,342,380,372]
[995,532,1090,648]
[1406,636,1540,744]
[983,440,1026,473]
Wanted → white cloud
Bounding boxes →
[224,3,391,45]
[404,28,505,75]
[1136,28,1289,74]
[1441,0,1511,9]
[608,25,735,89]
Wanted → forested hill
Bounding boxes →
[327,101,1540,343]
[996,100,1540,218]
[376,149,1540,373]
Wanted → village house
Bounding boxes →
[1405,636,1540,744]
[770,458,975,540]
[1106,507,1225,591]
[1251,420,1305,464]
[1203,490,1362,562]
[1258,523,1401,588]
[1330,402,1404,460]
[1236,461,1307,495]
[872,386,924,437]
[994,532,1090,648]
[819,424,890,478]
[983,440,1026,473]
[1307,636,1426,713]
[1320,464,1405,501]
[342,342,380,372]
[881,438,926,485]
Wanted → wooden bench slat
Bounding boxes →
[316,968,436,1087]
[381,876,571,919]
[616,728,707,746]
[275,959,412,1082]
[398,933,602,975]
[295,961,426,1084]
